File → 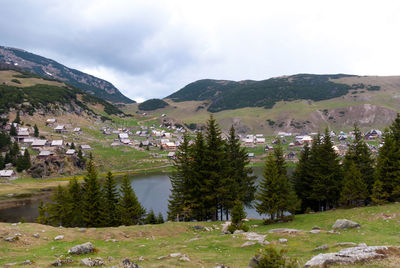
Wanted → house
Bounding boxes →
[288,142,295,147]
[256,138,266,144]
[301,135,313,144]
[286,151,296,160]
[121,139,132,145]
[73,127,81,133]
[365,129,382,140]
[80,145,92,150]
[265,144,274,151]
[294,140,303,146]
[248,152,255,158]
[242,138,254,146]
[38,150,54,158]
[23,138,35,145]
[16,130,30,142]
[66,149,76,155]
[46,118,56,124]
[164,142,177,151]
[119,133,129,140]
[54,125,67,133]
[31,139,47,148]
[0,170,16,179]
[51,140,63,147]
[167,152,176,159]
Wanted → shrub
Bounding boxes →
[252,246,299,268]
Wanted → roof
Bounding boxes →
[32,140,47,146]
[248,153,255,157]
[167,152,176,157]
[54,125,65,130]
[119,133,129,139]
[38,151,53,156]
[17,131,30,136]
[165,142,176,147]
[80,145,92,149]
[0,170,15,177]
[23,138,35,143]
[19,127,29,132]
[73,128,81,132]
[51,140,63,146]
[46,118,56,123]
[66,149,76,155]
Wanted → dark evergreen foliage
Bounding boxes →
[33,124,39,137]
[138,98,169,111]
[118,175,145,225]
[103,171,120,227]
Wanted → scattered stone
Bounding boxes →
[332,219,360,229]
[304,246,393,267]
[327,230,340,234]
[313,244,329,251]
[233,229,244,234]
[68,242,95,255]
[54,235,64,241]
[269,228,301,234]
[336,242,357,247]
[310,230,321,234]
[278,238,288,244]
[11,223,17,226]
[81,257,104,266]
[21,260,33,265]
[193,225,204,231]
[106,239,118,242]
[244,232,267,243]
[262,240,271,245]
[241,241,257,247]
[179,254,190,262]
[138,256,144,261]
[170,253,182,258]
[51,246,55,250]
[78,228,87,233]
[32,233,40,238]
[312,226,321,230]
[120,258,140,268]
[185,237,200,242]
[107,256,114,262]
[4,236,18,242]
[51,257,73,266]
[214,265,230,268]
[204,227,212,232]
[221,221,232,234]
[157,256,166,260]
[358,243,367,247]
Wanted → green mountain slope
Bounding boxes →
[167,74,382,112]
[0,46,134,104]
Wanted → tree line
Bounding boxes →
[38,155,164,227]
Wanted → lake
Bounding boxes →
[0,168,271,222]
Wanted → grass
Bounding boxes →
[1,203,400,267]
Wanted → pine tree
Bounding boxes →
[36,202,48,224]
[224,126,256,218]
[9,124,17,136]
[82,157,104,227]
[10,142,20,166]
[118,175,145,225]
[13,111,20,124]
[22,149,31,170]
[4,152,11,164]
[371,179,389,205]
[343,124,375,193]
[231,200,247,225]
[34,124,39,137]
[0,154,4,169]
[48,185,70,226]
[168,133,192,221]
[293,143,313,212]
[70,142,75,149]
[67,177,83,227]
[145,209,157,224]
[103,171,120,226]
[156,212,164,224]
[340,162,369,206]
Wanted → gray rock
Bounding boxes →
[80,257,104,266]
[244,232,267,243]
[304,246,391,267]
[4,236,18,242]
[269,228,301,234]
[54,235,64,240]
[77,228,87,233]
[120,258,140,268]
[313,244,329,251]
[278,238,288,244]
[233,229,244,234]
[51,257,73,266]
[179,254,190,262]
[192,225,204,231]
[332,219,360,229]
[156,256,166,260]
[21,260,33,265]
[335,242,357,247]
[358,243,367,247]
[310,230,320,234]
[169,253,182,258]
[312,226,321,230]
[32,233,40,238]
[68,242,95,255]
[327,230,341,234]
[241,241,256,247]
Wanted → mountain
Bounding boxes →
[0,46,134,103]
[167,74,381,112]
[0,69,125,121]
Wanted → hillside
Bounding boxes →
[0,203,399,267]
[0,46,134,104]
[122,74,400,134]
[0,69,125,118]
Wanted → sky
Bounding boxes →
[1,0,400,102]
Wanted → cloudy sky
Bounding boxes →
[1,0,400,102]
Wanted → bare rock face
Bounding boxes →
[332,219,360,229]
[68,242,95,255]
[304,246,392,267]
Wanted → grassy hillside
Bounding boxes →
[0,203,399,267]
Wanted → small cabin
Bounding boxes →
[38,150,54,159]
[54,125,67,133]
[0,170,17,179]
[80,145,92,150]
[66,149,76,155]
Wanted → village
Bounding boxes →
[0,114,384,180]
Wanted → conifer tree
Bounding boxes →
[231,200,247,226]
[156,212,164,224]
[371,179,389,205]
[70,142,75,149]
[340,162,369,206]
[67,177,83,226]
[4,152,11,165]
[224,126,256,216]
[9,123,17,136]
[145,209,157,224]
[103,171,120,226]
[22,149,31,170]
[13,111,20,124]
[48,185,70,226]
[82,157,104,227]
[0,154,4,169]
[168,133,192,221]
[343,124,375,192]
[118,175,145,225]
[293,143,313,212]
[34,124,39,137]
[36,202,48,224]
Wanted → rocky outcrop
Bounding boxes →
[332,219,360,229]
[80,257,104,266]
[68,242,95,255]
[304,246,392,267]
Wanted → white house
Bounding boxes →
[54,125,67,133]
[38,151,54,158]
[46,118,56,124]
[80,145,92,150]
[66,149,76,155]
[119,133,129,140]
[73,127,81,133]
[51,140,63,147]
[0,170,16,179]
[32,139,47,148]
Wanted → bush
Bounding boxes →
[263,215,294,225]
[252,246,299,268]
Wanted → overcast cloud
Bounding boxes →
[1,0,400,102]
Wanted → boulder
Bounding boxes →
[4,236,18,242]
[192,225,204,231]
[80,257,104,267]
[313,244,329,251]
[241,241,256,247]
[332,219,360,229]
[304,246,392,267]
[120,258,140,268]
[278,238,288,244]
[51,257,73,266]
[221,221,232,234]
[68,242,95,255]
[169,253,182,258]
[244,232,267,243]
[32,233,40,238]
[268,228,301,234]
[233,229,244,234]
[310,230,320,234]
[179,254,190,262]
[54,235,64,240]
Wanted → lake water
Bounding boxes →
[0,168,270,222]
